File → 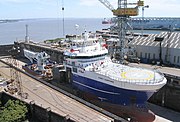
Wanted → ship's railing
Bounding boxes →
[129,65,165,77]
[97,70,164,85]
[110,76,164,85]
[122,65,165,84]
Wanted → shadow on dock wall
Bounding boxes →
[0,92,75,122]
[16,42,64,63]
[149,82,180,112]
[0,44,14,56]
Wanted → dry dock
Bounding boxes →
[0,57,118,122]
[1,57,180,122]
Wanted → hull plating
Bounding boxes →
[72,74,154,107]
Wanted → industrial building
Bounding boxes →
[128,32,180,66]
[131,17,180,30]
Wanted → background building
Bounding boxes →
[131,17,180,30]
[128,32,180,66]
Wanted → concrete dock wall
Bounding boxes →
[0,92,74,122]
[16,42,64,63]
[149,74,180,112]
[0,44,14,56]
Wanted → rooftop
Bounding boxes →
[129,32,180,49]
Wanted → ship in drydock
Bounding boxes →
[23,49,54,80]
[63,32,167,122]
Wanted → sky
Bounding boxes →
[0,0,180,19]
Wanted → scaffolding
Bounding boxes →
[6,47,28,99]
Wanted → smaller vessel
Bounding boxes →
[23,49,53,79]
[102,18,112,24]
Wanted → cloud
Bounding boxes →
[0,0,55,5]
[145,0,180,6]
[79,0,180,7]
[140,0,180,17]
[78,0,180,17]
[79,0,117,7]
[2,0,61,9]
[0,0,29,3]
[79,0,100,6]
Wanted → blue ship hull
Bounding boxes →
[72,74,154,107]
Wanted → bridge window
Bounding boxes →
[72,62,75,66]
[67,53,107,59]
[73,67,77,73]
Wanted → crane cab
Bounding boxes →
[113,8,139,17]
[112,0,144,17]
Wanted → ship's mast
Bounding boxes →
[25,24,29,43]
[62,0,65,37]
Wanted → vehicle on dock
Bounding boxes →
[63,31,167,122]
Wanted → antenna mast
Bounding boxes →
[25,24,29,42]
[62,0,65,37]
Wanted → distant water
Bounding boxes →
[0,18,111,45]
[0,18,166,45]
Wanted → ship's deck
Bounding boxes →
[97,62,164,85]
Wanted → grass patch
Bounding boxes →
[44,38,64,44]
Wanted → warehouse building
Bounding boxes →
[128,32,180,66]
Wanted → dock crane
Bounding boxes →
[98,0,144,63]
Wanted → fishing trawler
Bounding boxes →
[63,32,167,121]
